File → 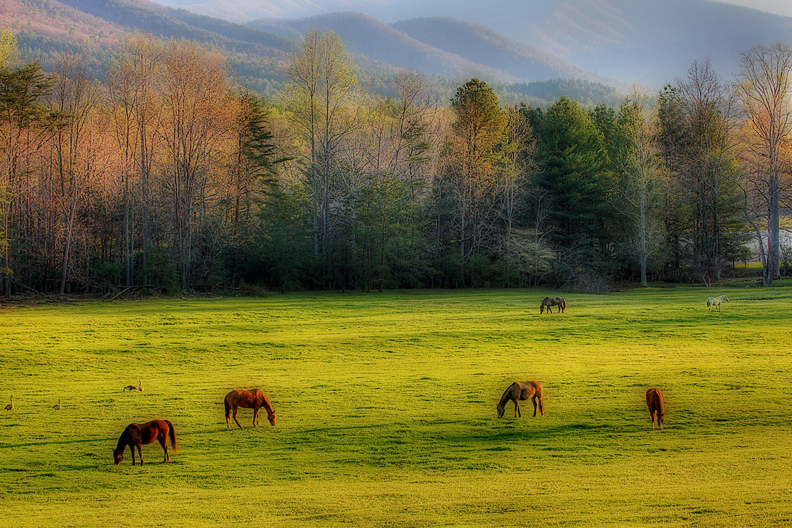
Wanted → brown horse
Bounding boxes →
[224,389,276,429]
[113,419,177,466]
[540,296,566,314]
[646,388,665,430]
[497,381,544,418]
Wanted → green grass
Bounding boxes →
[1,287,792,527]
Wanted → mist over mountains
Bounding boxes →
[161,0,792,86]
[3,0,791,94]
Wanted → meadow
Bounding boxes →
[1,286,791,527]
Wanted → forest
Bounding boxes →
[0,29,790,296]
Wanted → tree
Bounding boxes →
[286,29,357,263]
[736,42,792,286]
[221,90,288,285]
[612,89,665,286]
[50,53,101,295]
[533,97,614,261]
[156,40,231,290]
[658,61,747,284]
[445,78,508,282]
[106,35,163,287]
[0,30,17,66]
[0,61,63,295]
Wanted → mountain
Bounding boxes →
[248,13,609,84]
[390,17,610,84]
[2,0,621,97]
[158,0,792,86]
[0,0,296,93]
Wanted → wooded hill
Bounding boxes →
[164,0,792,88]
[1,0,622,104]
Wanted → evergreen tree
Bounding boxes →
[533,97,614,259]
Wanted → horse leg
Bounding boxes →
[159,433,169,463]
[532,395,538,417]
[649,409,656,429]
[136,444,145,465]
[514,400,521,418]
[233,408,243,429]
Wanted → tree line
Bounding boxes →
[1,29,789,295]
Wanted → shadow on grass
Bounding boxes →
[0,424,244,451]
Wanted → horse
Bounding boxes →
[497,381,544,418]
[707,295,729,313]
[113,419,177,466]
[540,296,566,314]
[646,388,665,430]
[224,389,276,429]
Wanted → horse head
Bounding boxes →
[267,410,276,426]
[496,405,505,418]
[113,449,123,465]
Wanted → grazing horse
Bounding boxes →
[224,389,276,429]
[646,388,665,430]
[113,419,177,466]
[540,296,566,314]
[707,295,729,313]
[497,381,544,418]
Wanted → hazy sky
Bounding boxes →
[722,0,792,17]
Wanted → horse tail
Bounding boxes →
[224,394,231,418]
[165,420,177,453]
[655,391,665,417]
[561,298,566,310]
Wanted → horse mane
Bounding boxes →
[114,424,134,453]
[497,383,518,408]
[257,390,275,414]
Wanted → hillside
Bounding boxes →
[0,0,295,94]
[249,12,604,84]
[390,17,613,85]
[1,0,626,103]
[158,0,792,86]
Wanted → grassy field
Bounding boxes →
[1,286,791,527]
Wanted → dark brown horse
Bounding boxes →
[540,296,566,314]
[646,388,665,430]
[497,381,544,418]
[113,419,176,466]
[224,389,276,429]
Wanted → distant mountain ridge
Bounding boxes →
[248,13,610,85]
[162,0,792,86]
[4,0,790,94]
[1,0,616,90]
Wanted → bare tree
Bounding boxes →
[736,42,792,286]
[0,62,62,295]
[155,41,231,290]
[106,35,163,287]
[614,88,664,286]
[50,53,101,295]
[286,29,358,259]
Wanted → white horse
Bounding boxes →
[707,295,729,313]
